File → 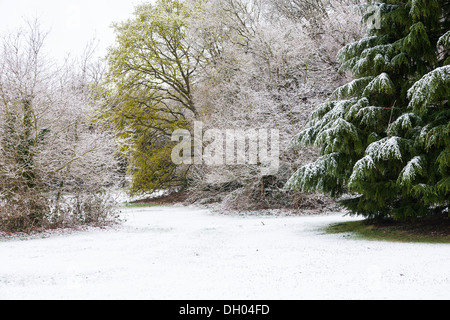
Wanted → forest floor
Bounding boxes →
[0,206,449,300]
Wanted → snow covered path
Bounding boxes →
[1,206,449,300]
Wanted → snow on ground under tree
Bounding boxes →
[1,206,449,300]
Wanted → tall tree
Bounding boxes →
[287,0,450,220]
[104,0,203,195]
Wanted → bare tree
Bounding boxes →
[0,21,120,232]
[185,0,365,211]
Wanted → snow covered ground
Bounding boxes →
[1,206,449,300]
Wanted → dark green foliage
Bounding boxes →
[287,0,450,220]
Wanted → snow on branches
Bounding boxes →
[0,22,120,232]
[408,66,450,114]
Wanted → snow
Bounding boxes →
[356,106,385,125]
[398,156,424,186]
[360,45,393,59]
[349,155,376,185]
[390,113,419,133]
[294,100,357,148]
[408,65,450,111]
[286,153,339,190]
[438,30,450,48]
[366,136,406,161]
[332,77,373,99]
[363,72,395,95]
[347,97,370,118]
[1,206,450,300]
[352,57,369,75]
[316,118,358,147]
[338,36,377,62]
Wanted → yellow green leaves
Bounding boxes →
[104,0,199,195]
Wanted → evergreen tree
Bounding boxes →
[287,0,449,220]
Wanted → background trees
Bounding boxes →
[102,0,366,209]
[0,22,120,232]
[186,0,364,210]
[287,0,449,220]
[2,0,445,232]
